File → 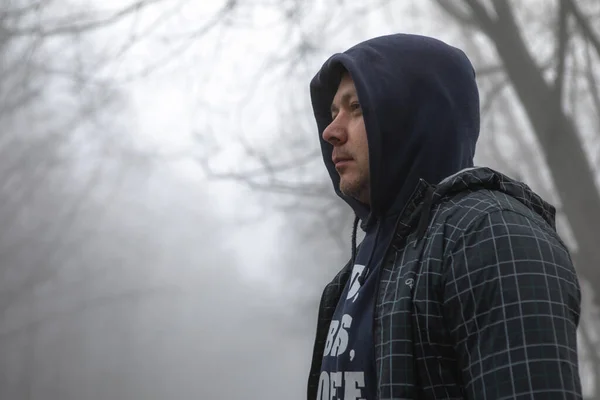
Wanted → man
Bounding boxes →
[307,34,582,399]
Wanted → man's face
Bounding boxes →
[323,72,370,204]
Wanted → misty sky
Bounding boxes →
[2,0,598,398]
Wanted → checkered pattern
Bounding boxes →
[307,168,582,399]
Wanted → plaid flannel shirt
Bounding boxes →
[307,167,582,400]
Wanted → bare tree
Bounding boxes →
[433,1,600,394]
[0,2,175,397]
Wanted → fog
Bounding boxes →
[1,160,319,399]
[1,0,599,399]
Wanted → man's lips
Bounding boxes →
[333,156,353,166]
[333,157,353,169]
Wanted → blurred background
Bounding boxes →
[0,0,599,399]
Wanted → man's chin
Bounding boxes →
[339,182,360,199]
[339,179,369,203]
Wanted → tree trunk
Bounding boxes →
[452,2,600,396]
[460,1,600,310]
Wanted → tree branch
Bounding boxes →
[10,0,166,37]
[477,63,505,77]
[554,0,570,103]
[478,55,553,116]
[463,0,497,29]
[198,154,330,199]
[433,0,477,26]
[489,0,524,38]
[0,2,44,18]
[565,0,600,59]
[480,77,510,116]
[585,39,600,128]
[116,0,239,82]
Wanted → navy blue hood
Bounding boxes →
[310,34,480,229]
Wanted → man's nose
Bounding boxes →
[322,118,347,145]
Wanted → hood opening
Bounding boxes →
[310,34,481,231]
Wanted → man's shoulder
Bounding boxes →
[434,188,552,236]
[431,166,556,232]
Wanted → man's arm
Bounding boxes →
[442,209,582,399]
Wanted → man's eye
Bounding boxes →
[350,102,361,111]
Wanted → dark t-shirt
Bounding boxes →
[318,218,395,400]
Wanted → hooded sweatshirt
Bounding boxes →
[309,34,479,399]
